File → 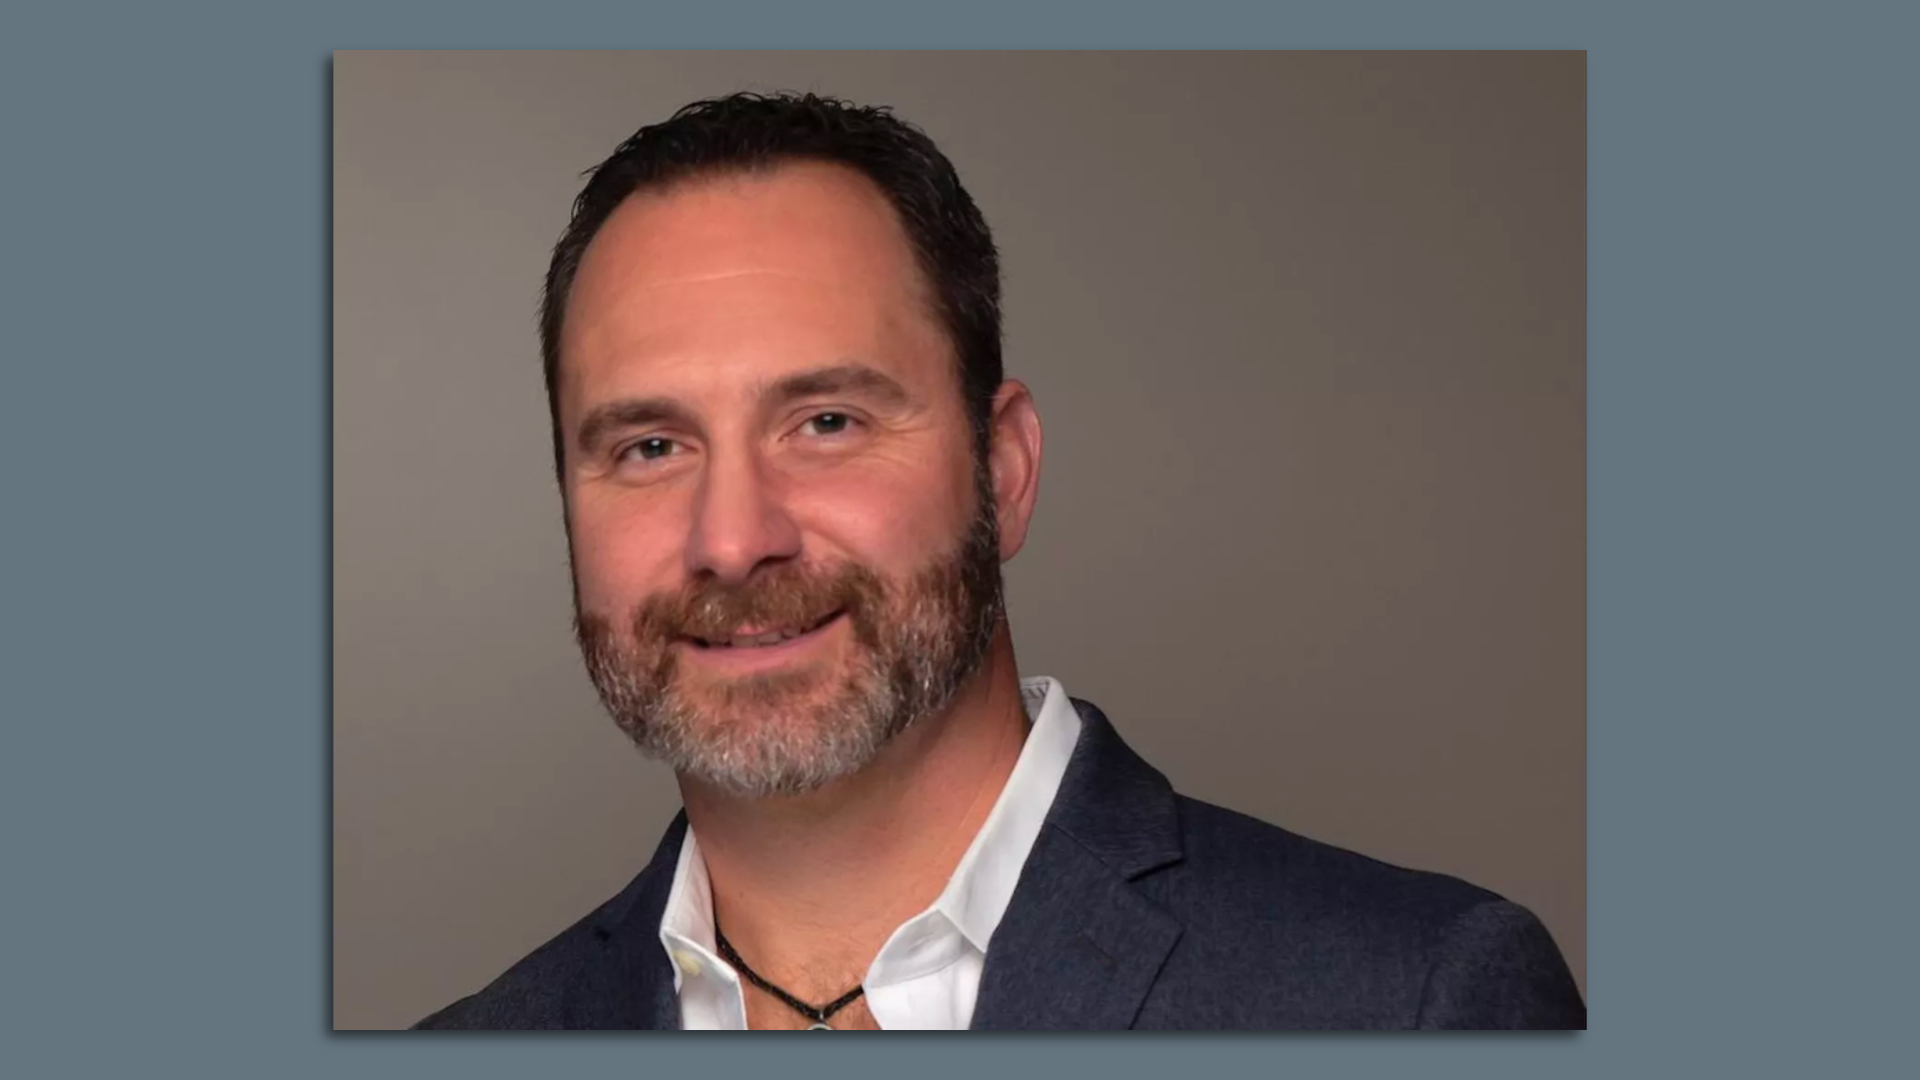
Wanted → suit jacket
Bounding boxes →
[416,699,1586,1029]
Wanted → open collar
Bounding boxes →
[582,695,1187,1030]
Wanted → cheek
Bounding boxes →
[567,493,688,614]
[793,452,976,571]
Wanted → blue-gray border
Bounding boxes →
[5,0,1917,1075]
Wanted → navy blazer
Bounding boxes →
[416,699,1586,1029]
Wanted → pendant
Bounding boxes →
[807,1021,833,1030]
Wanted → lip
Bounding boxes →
[676,611,848,674]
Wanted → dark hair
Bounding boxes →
[539,92,1003,483]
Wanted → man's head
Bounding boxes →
[541,92,1005,479]
[543,93,1042,798]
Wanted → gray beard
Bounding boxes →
[574,472,1004,799]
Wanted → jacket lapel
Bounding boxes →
[568,813,687,1030]
[970,700,1185,1030]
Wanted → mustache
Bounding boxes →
[632,561,886,643]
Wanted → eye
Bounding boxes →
[798,412,858,437]
[619,436,679,463]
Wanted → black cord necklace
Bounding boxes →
[713,927,866,1030]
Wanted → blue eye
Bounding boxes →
[803,413,853,436]
[624,437,676,462]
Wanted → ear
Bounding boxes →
[985,380,1044,562]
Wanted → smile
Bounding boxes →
[680,610,847,665]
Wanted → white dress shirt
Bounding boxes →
[657,676,1084,1030]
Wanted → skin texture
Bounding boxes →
[556,160,1045,1029]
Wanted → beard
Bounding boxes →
[572,467,1006,799]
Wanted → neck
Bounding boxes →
[678,625,1031,987]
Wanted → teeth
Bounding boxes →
[703,613,834,648]
[717,628,795,648]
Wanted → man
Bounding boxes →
[415,92,1585,1031]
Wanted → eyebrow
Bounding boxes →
[574,398,697,457]
[573,363,915,457]
[766,364,912,411]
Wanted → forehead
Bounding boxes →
[559,161,950,407]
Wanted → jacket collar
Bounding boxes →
[1035,697,1184,880]
[578,813,686,1029]
[968,697,1186,1029]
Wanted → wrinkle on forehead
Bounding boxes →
[629,267,820,289]
[582,234,908,300]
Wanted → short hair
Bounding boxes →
[539,91,1004,484]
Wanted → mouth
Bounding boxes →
[681,609,846,653]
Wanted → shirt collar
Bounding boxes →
[931,676,1082,952]
[658,826,731,992]
[656,676,1083,987]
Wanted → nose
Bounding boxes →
[684,444,803,584]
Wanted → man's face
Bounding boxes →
[558,161,1004,798]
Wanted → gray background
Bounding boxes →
[333,50,1584,1030]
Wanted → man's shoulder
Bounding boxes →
[1132,794,1583,1028]
[410,864,668,1031]
[1167,794,1501,925]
